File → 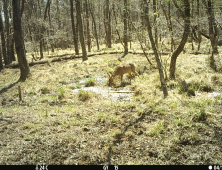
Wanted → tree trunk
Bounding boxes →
[76,0,88,61]
[85,0,91,52]
[40,0,51,60]
[105,0,111,48]
[89,2,99,51]
[0,45,3,71]
[161,2,175,52]
[203,0,218,54]
[9,33,16,61]
[3,0,11,64]
[70,0,79,55]
[9,2,16,61]
[144,0,168,98]
[123,0,128,55]
[153,0,158,49]
[169,0,190,80]
[0,6,9,65]
[197,0,201,51]
[12,0,31,81]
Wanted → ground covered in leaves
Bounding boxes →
[0,48,222,165]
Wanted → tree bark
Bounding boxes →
[89,2,99,51]
[76,0,88,61]
[169,0,190,80]
[197,0,201,51]
[12,0,31,81]
[123,0,128,55]
[161,2,175,52]
[85,0,91,52]
[105,0,111,48]
[40,0,51,60]
[3,0,11,64]
[153,0,158,49]
[203,0,218,54]
[0,6,9,65]
[70,0,79,55]
[144,0,168,98]
[0,45,3,71]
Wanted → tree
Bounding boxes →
[0,5,9,65]
[89,1,100,51]
[169,0,190,80]
[153,0,158,48]
[76,0,88,61]
[203,0,218,54]
[123,0,128,56]
[0,46,3,71]
[85,0,91,52]
[40,0,51,59]
[105,0,111,48]
[3,0,11,64]
[161,1,175,52]
[70,0,79,55]
[12,0,30,81]
[144,0,168,98]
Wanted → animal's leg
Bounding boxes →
[120,75,123,85]
[129,73,132,83]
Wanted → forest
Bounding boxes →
[0,0,222,165]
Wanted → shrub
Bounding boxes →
[193,109,208,122]
[85,78,96,87]
[178,80,188,93]
[187,87,195,96]
[40,87,50,94]
[57,87,65,100]
[78,90,90,101]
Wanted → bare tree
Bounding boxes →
[70,0,79,55]
[123,0,128,56]
[40,0,51,60]
[0,5,9,65]
[169,0,190,80]
[203,0,218,54]
[105,0,111,48]
[89,1,100,51]
[76,0,88,61]
[0,46,3,71]
[85,0,91,52]
[161,1,175,51]
[3,0,11,64]
[153,0,158,48]
[144,0,168,98]
[12,0,31,81]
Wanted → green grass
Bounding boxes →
[148,120,164,137]
[78,90,90,101]
[40,87,50,94]
[57,87,65,100]
[85,78,96,87]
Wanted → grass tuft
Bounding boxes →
[78,90,90,101]
[85,78,96,87]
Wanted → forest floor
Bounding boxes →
[0,43,222,165]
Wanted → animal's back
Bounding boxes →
[112,63,135,76]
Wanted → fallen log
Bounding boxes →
[4,51,170,69]
[5,55,81,68]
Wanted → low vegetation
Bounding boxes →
[0,45,222,165]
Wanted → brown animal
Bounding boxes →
[108,63,137,86]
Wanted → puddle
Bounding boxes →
[207,92,221,97]
[77,77,107,85]
[72,77,134,102]
[196,92,221,97]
